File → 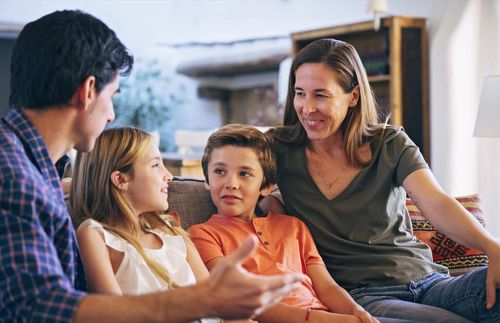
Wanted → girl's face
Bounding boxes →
[121,140,172,215]
[293,62,359,142]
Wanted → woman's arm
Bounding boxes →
[403,168,497,250]
[403,168,500,308]
[258,194,285,214]
[308,264,377,323]
[76,226,123,294]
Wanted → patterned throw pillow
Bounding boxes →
[407,194,489,276]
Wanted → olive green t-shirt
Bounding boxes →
[274,126,448,290]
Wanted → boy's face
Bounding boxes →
[205,145,272,222]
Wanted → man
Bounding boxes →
[0,10,303,322]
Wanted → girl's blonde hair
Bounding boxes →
[268,38,386,167]
[71,126,185,288]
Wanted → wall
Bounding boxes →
[428,0,500,237]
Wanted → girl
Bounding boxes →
[71,127,246,323]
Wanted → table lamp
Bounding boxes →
[474,75,500,137]
[367,0,389,31]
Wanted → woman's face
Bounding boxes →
[121,140,173,215]
[293,62,359,142]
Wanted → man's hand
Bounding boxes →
[201,235,305,319]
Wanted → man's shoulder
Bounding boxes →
[0,124,36,186]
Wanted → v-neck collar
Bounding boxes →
[302,136,381,202]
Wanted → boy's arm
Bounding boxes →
[307,264,377,323]
[207,258,360,323]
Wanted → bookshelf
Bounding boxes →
[291,16,430,162]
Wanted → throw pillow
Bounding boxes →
[407,194,489,276]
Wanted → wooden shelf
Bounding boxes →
[368,74,391,83]
[291,16,430,163]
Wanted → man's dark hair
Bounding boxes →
[9,10,133,109]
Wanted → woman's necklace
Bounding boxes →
[307,147,348,189]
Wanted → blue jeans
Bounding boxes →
[349,268,499,322]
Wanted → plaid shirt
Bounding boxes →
[0,107,86,322]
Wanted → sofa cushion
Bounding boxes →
[167,177,216,230]
[407,194,489,276]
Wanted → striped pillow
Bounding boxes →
[407,194,489,276]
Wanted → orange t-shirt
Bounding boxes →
[188,212,328,310]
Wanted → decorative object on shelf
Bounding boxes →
[474,75,500,138]
[367,0,389,31]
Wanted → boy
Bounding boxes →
[189,124,377,323]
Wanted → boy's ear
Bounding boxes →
[111,170,130,192]
[260,184,274,197]
[204,181,210,190]
[70,75,96,110]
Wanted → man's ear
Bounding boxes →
[111,170,129,192]
[204,180,210,190]
[349,85,360,108]
[70,75,96,110]
[260,183,274,197]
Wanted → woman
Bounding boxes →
[267,38,500,322]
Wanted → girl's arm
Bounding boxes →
[403,168,500,308]
[76,226,123,294]
[184,237,210,281]
[308,264,377,323]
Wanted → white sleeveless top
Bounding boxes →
[80,219,221,323]
[80,218,197,294]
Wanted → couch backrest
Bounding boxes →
[167,177,216,230]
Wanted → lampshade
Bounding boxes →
[474,75,500,137]
[368,0,389,13]
[367,0,389,31]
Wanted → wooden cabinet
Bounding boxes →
[291,16,430,162]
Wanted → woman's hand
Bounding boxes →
[485,241,500,309]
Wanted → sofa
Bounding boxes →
[167,176,489,276]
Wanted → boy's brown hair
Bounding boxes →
[202,124,276,189]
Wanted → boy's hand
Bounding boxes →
[202,235,305,319]
[308,310,362,323]
[352,305,379,323]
